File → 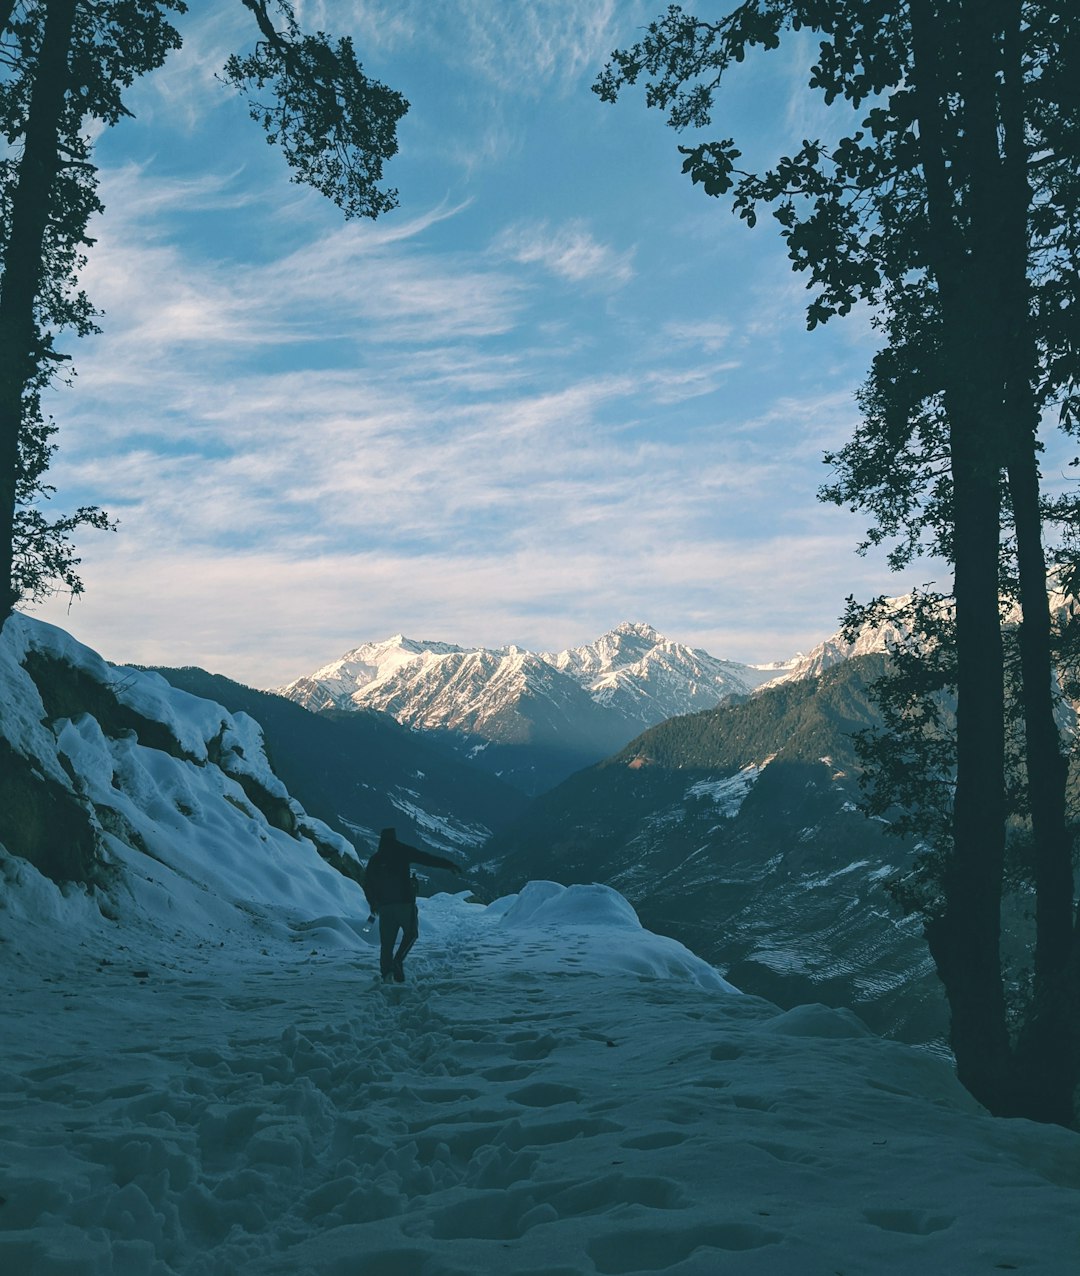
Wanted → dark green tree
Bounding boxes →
[597,2,1080,1124]
[0,0,407,616]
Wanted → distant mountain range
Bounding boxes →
[276,622,798,792]
[266,612,953,1045]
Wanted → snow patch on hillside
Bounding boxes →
[686,763,765,817]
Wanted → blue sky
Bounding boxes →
[31,0,946,687]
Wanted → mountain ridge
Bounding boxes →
[276,621,789,792]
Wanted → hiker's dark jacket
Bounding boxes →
[364,840,456,910]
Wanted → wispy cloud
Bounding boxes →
[663,319,735,353]
[28,5,915,690]
[34,518,940,688]
[494,220,635,288]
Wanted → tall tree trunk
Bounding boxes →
[998,1,1079,1126]
[909,0,1014,1114]
[928,345,1012,1112]
[0,0,78,622]
[1007,437,1079,1123]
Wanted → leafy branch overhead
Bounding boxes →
[0,0,409,617]
[594,3,912,330]
[225,0,409,220]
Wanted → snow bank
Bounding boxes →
[474,882,737,992]
[0,614,364,937]
[499,880,642,928]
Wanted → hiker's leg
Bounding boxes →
[378,911,399,977]
[394,905,420,966]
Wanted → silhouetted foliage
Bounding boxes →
[0,1,183,613]
[0,1,407,615]
[598,2,1080,1126]
[224,0,407,220]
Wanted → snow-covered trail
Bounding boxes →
[3,890,1079,1276]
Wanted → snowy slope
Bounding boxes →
[2,869,1079,1275]
[0,613,368,918]
[3,618,1079,1273]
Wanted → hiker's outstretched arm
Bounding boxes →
[407,848,461,872]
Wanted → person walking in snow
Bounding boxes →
[363,827,462,983]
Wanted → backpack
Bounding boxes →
[363,852,394,912]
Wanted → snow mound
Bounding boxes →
[472,882,737,992]
[499,880,642,929]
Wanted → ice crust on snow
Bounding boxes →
[2,616,1079,1274]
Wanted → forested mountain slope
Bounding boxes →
[485,655,945,1044]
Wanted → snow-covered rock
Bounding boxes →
[0,613,364,921]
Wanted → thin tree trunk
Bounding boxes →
[929,369,1012,1112]
[0,0,78,621]
[998,0,1079,1125]
[909,0,1014,1114]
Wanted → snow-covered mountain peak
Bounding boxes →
[612,620,665,642]
[546,621,672,676]
[758,593,916,688]
[276,634,467,712]
[278,623,773,782]
[275,599,951,792]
